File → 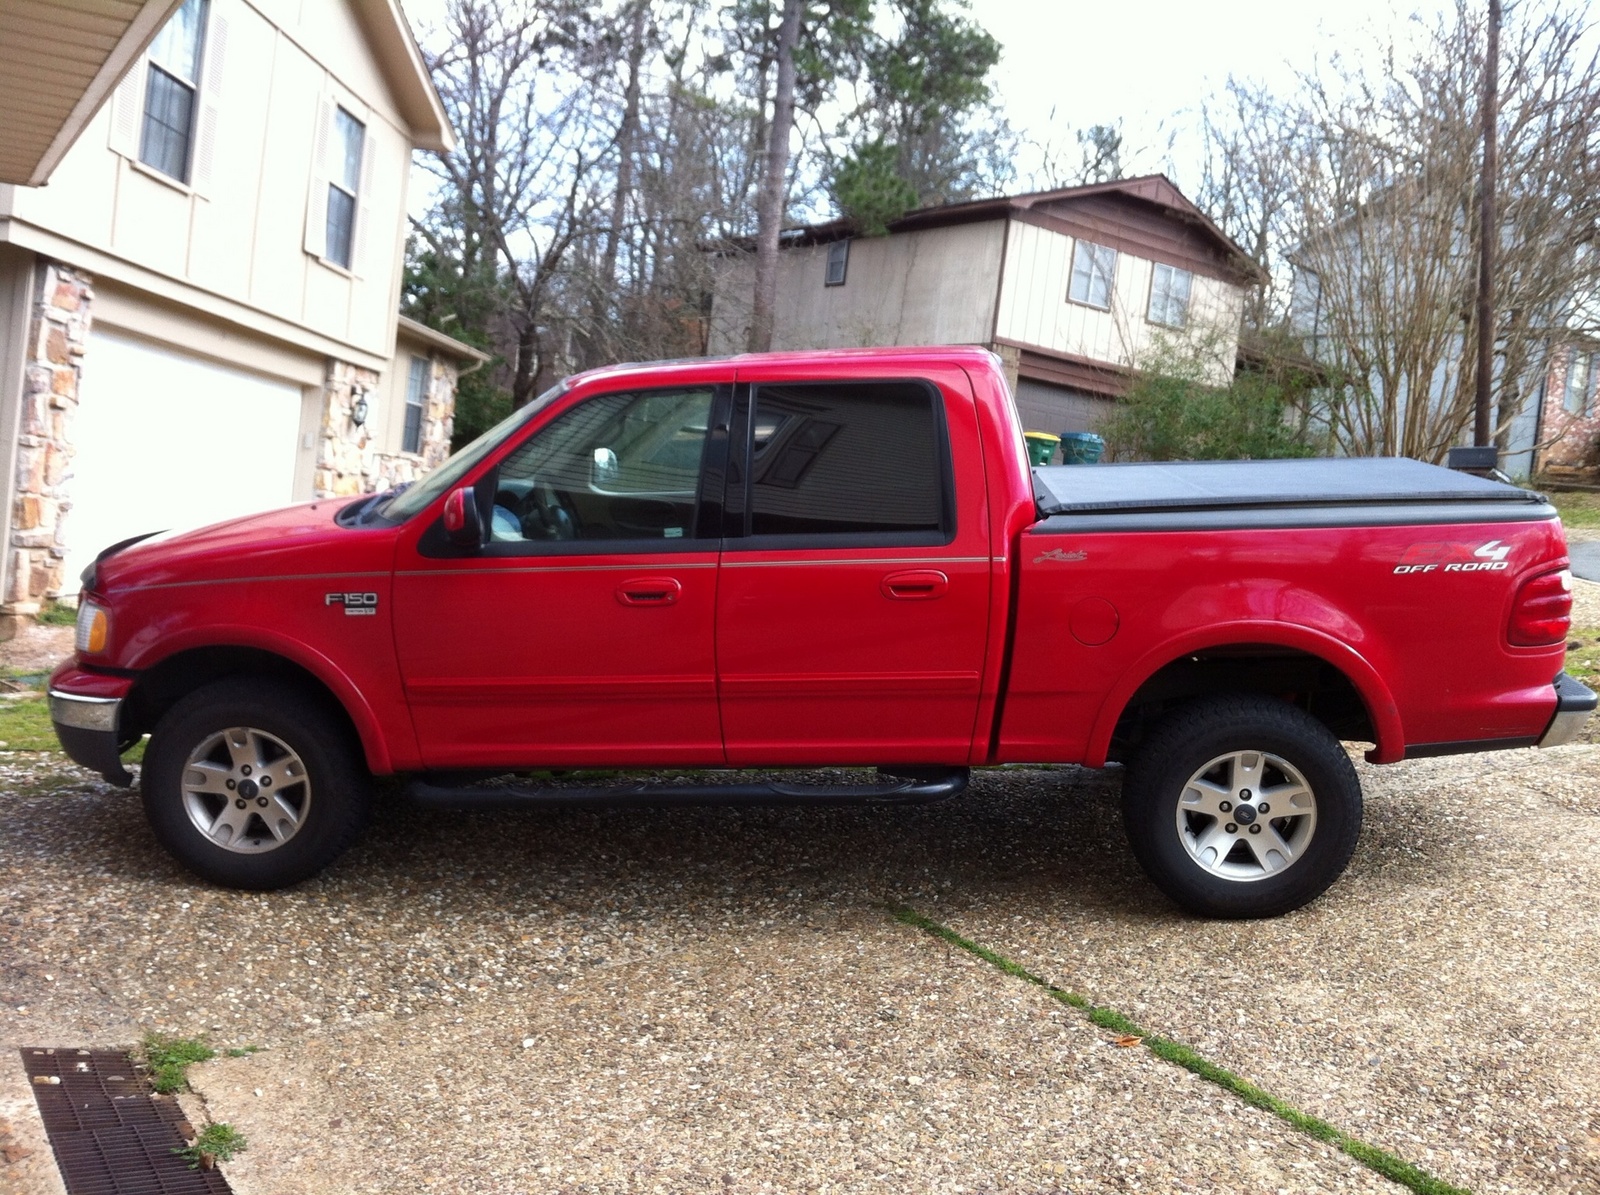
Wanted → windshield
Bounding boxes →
[374,380,569,523]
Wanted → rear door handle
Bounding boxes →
[881,569,949,600]
[615,577,682,606]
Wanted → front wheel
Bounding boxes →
[142,678,372,889]
[1122,696,1362,918]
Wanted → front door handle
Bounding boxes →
[881,569,949,600]
[615,577,682,606]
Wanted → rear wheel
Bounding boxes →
[1122,696,1362,918]
[142,679,371,889]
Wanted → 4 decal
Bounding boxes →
[1393,539,1512,575]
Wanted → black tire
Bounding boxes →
[141,678,372,890]
[1121,695,1362,918]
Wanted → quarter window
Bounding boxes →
[490,388,715,545]
[403,356,428,453]
[139,0,208,181]
[1148,263,1193,327]
[741,382,948,541]
[326,108,365,270]
[1068,240,1116,309]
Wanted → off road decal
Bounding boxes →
[325,592,379,615]
[1393,540,1511,575]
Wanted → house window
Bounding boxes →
[139,0,208,182]
[1068,240,1116,309]
[1148,263,1193,328]
[325,108,365,269]
[403,356,429,453]
[825,240,849,286]
[1565,351,1592,415]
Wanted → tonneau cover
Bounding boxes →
[1033,457,1542,516]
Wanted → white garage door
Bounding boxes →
[66,330,303,584]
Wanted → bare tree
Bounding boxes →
[415,0,612,407]
[1200,0,1600,462]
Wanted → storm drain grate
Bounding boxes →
[20,1048,232,1195]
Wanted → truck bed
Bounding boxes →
[1032,457,1554,532]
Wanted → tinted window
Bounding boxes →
[744,382,946,539]
[492,387,714,544]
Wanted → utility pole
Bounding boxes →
[1474,0,1501,447]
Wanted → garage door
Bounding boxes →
[65,330,303,584]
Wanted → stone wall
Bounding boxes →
[1535,345,1600,475]
[313,355,458,498]
[6,262,92,617]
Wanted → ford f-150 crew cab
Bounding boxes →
[48,346,1597,917]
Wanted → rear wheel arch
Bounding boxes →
[1088,626,1402,766]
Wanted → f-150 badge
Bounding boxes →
[1393,540,1511,574]
[325,592,379,615]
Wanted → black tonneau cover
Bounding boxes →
[1033,457,1542,517]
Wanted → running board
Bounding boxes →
[405,767,970,810]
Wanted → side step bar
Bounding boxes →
[405,766,970,810]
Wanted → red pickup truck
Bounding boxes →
[48,346,1594,917]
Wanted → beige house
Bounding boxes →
[710,175,1265,438]
[0,0,485,633]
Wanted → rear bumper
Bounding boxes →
[1538,672,1597,749]
[48,665,135,787]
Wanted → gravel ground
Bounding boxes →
[2,743,1598,1194]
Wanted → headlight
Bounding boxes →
[75,600,109,655]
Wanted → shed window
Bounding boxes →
[403,356,429,453]
[1068,240,1116,309]
[825,240,850,287]
[1148,263,1193,327]
[139,0,208,182]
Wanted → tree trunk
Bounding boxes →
[747,0,803,353]
[512,318,539,409]
[601,2,648,301]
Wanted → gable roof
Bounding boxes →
[0,0,186,186]
[776,174,1267,285]
[0,0,453,188]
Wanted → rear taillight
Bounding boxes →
[1508,568,1572,646]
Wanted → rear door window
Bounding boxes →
[731,381,953,546]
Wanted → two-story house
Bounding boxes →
[0,0,485,634]
[708,175,1266,438]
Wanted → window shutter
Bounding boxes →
[190,6,229,195]
[106,64,146,159]
[303,94,333,258]
[351,126,377,278]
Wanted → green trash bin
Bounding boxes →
[1023,431,1060,467]
[1059,431,1105,464]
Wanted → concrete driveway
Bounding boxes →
[2,738,1598,1195]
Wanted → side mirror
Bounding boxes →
[442,486,483,549]
[592,446,619,486]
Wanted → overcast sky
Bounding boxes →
[399,0,1458,195]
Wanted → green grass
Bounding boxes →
[0,696,61,751]
[1549,489,1600,528]
[36,600,78,626]
[142,1034,216,1094]
[174,1122,248,1169]
[1568,626,1600,690]
[891,906,1473,1195]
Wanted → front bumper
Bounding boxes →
[1538,672,1598,749]
[48,665,135,787]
